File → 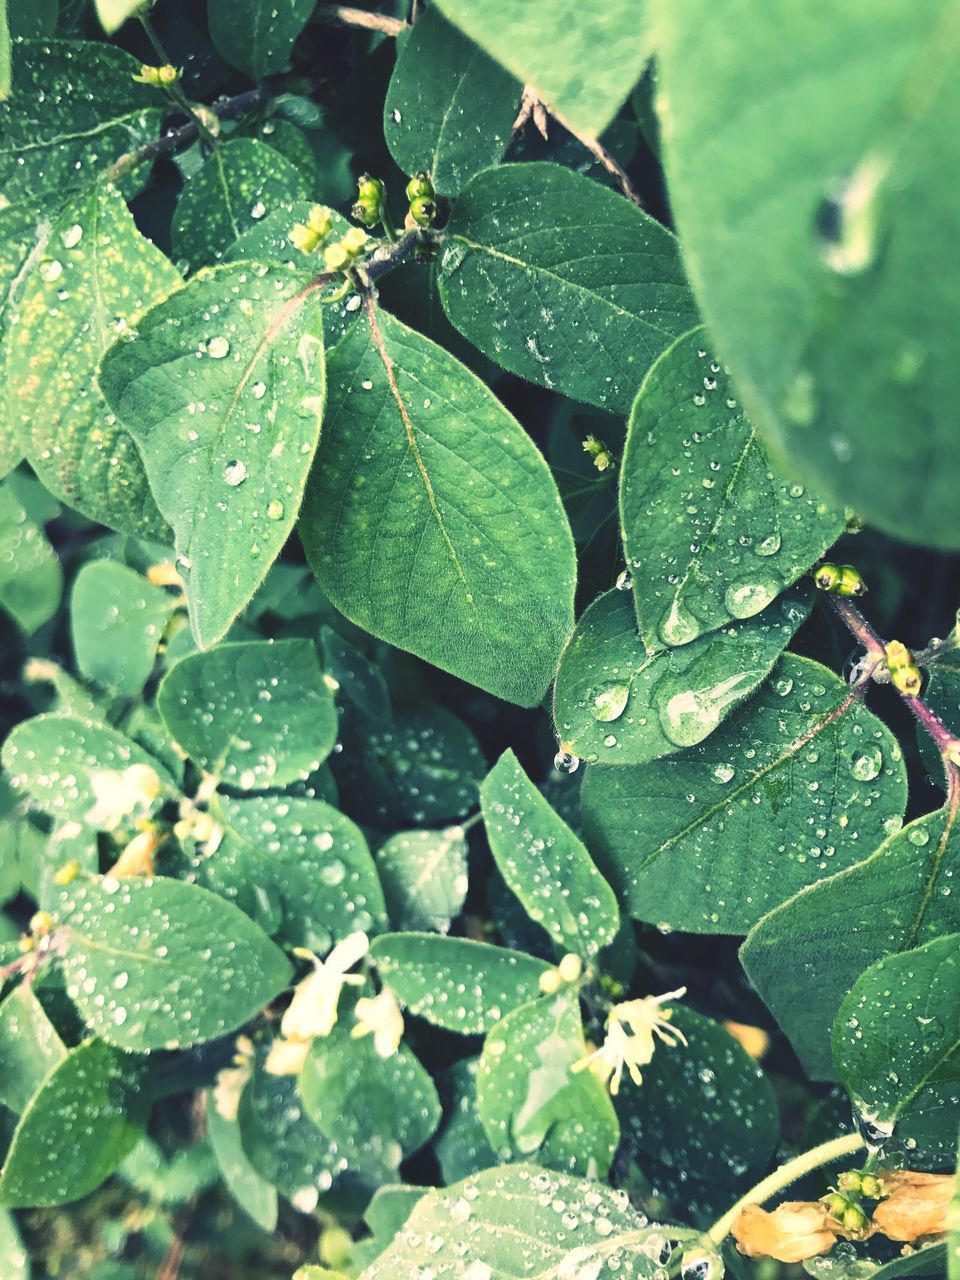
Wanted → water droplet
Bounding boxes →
[593,682,629,723]
[251,381,267,400]
[907,826,930,846]
[615,569,633,591]
[39,259,62,282]
[61,223,83,248]
[266,499,284,520]
[724,579,778,619]
[250,200,267,219]
[712,763,735,784]
[553,749,580,774]
[815,154,885,276]
[774,676,794,697]
[780,370,817,426]
[755,532,781,557]
[660,598,701,646]
[207,336,230,359]
[659,673,754,748]
[224,459,248,486]
[849,744,882,782]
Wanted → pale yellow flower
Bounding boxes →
[352,988,404,1058]
[265,933,370,1076]
[732,1201,840,1263]
[572,986,688,1095]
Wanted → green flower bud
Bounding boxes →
[306,204,333,239]
[405,170,434,201]
[357,174,384,203]
[860,1174,882,1199]
[824,1192,849,1216]
[157,64,179,86]
[813,562,867,597]
[841,1204,867,1233]
[838,1171,863,1193]
[290,223,318,254]
[352,199,381,227]
[885,639,922,696]
[582,433,615,473]
[323,242,350,271]
[409,195,437,227]
[341,226,369,254]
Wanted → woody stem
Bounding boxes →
[706,1132,866,1246]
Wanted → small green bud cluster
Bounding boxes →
[822,1169,883,1236]
[133,63,180,87]
[352,174,386,228]
[814,561,867,596]
[289,205,335,256]
[323,226,369,271]
[582,433,615,473]
[405,171,437,228]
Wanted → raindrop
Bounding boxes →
[250,200,267,219]
[207,336,230,359]
[724,579,778,619]
[593,683,629,723]
[266,499,285,520]
[755,532,781,557]
[849,744,882,782]
[615,569,633,591]
[712,763,735,784]
[907,826,930,847]
[660,598,701,646]
[39,259,63,282]
[224,460,248,486]
[251,381,267,400]
[61,223,83,248]
[554,749,580,774]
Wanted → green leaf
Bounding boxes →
[438,163,698,414]
[834,933,960,1160]
[0,0,11,102]
[71,561,176,697]
[369,933,551,1034]
[171,139,310,269]
[433,0,649,136]
[481,749,619,956]
[0,40,161,203]
[0,984,66,1113]
[872,1245,950,1280]
[237,1048,339,1203]
[208,0,314,81]
[334,703,485,828]
[433,1058,496,1183]
[204,1090,278,1232]
[320,625,391,722]
[208,793,387,950]
[300,1021,442,1180]
[11,183,180,538]
[0,480,61,632]
[648,1,960,549]
[742,805,960,1082]
[375,827,468,933]
[581,654,908,934]
[622,327,843,650]
[157,640,337,789]
[55,874,292,1050]
[0,203,44,475]
[0,1038,144,1207]
[476,991,619,1175]
[358,1163,673,1280]
[300,304,575,707]
[553,582,810,766]
[384,7,521,196]
[99,263,325,645]
[616,1007,778,1186]
[2,714,175,830]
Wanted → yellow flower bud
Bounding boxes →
[323,243,350,271]
[557,953,583,984]
[29,910,53,937]
[157,64,179,85]
[885,640,922,696]
[306,204,333,238]
[146,561,184,588]
[53,860,81,886]
[538,967,563,994]
[290,224,318,254]
[341,226,369,254]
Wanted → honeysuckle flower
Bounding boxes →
[213,1035,254,1121]
[731,1201,841,1263]
[572,987,688,1095]
[109,825,163,878]
[86,763,163,832]
[872,1171,956,1242]
[352,987,404,1058]
[265,933,370,1075]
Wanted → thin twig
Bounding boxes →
[314,4,405,35]
[156,1198,196,1280]
[102,88,263,184]
[513,85,644,208]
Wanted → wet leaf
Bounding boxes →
[71,560,176,697]
[206,793,387,951]
[375,827,468,933]
[481,749,619,957]
[0,1210,28,1278]
[476,991,619,1175]
[0,479,61,632]
[0,1038,145,1207]
[0,202,48,475]
[171,139,310,268]
[99,263,325,645]
[834,932,960,1163]
[0,39,161,203]
[0,984,66,1113]
[369,933,551,1034]
[2,713,175,830]
[158,639,337,789]
[384,7,521,196]
[358,1162,679,1280]
[300,1020,441,1181]
[742,805,960,1082]
[205,1090,278,1232]
[581,655,907,933]
[300,306,575,707]
[433,0,650,135]
[438,163,698,415]
[320,625,391,723]
[649,1,960,548]
[55,874,292,1051]
[622,327,843,650]
[616,1007,778,1187]
[208,0,314,81]
[553,582,810,766]
[433,1058,496,1183]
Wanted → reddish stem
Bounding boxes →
[827,595,886,656]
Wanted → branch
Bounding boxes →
[102,88,263,184]
[314,4,405,35]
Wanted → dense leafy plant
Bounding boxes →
[0,1,959,1277]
